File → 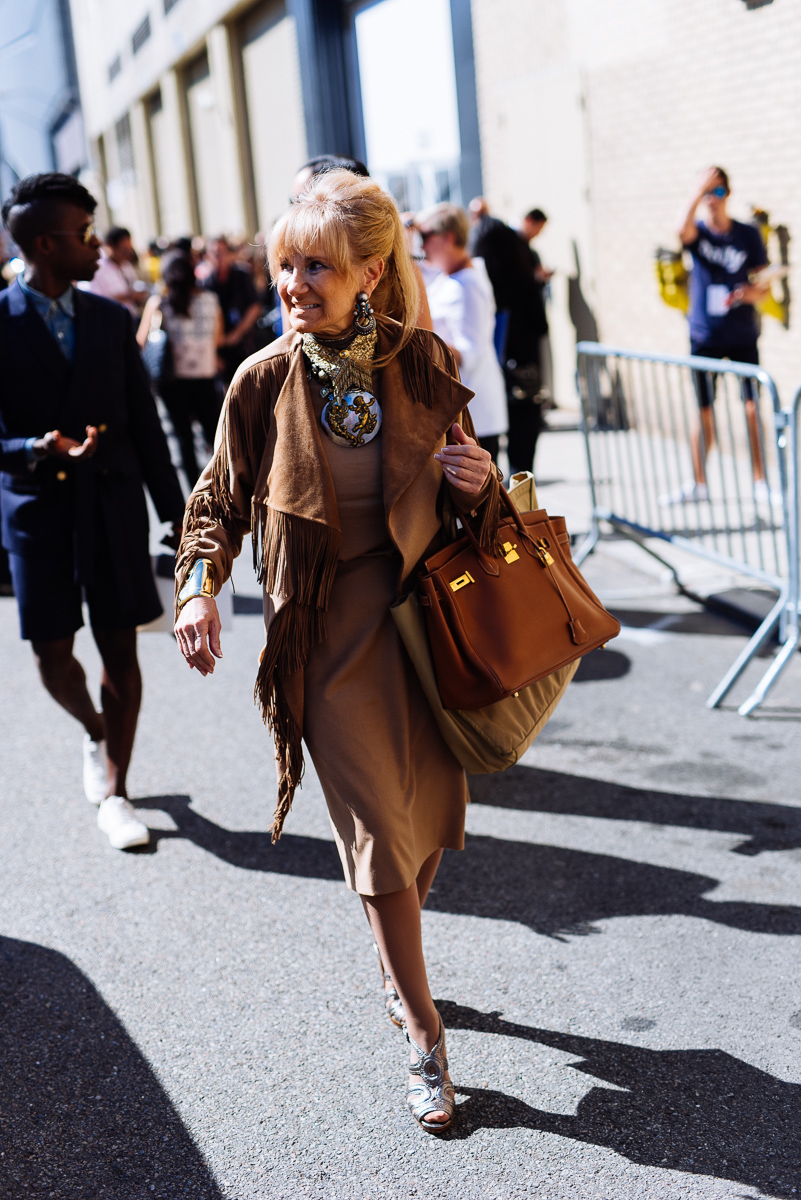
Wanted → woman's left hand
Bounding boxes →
[435,423,492,494]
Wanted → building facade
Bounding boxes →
[68,0,479,239]
[0,0,87,199]
[68,0,799,406]
[472,0,799,404]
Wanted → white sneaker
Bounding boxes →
[97,796,150,850]
[753,479,783,508]
[658,480,709,506]
[83,735,108,804]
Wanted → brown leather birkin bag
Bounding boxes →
[418,487,620,711]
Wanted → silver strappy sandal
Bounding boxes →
[406,1018,456,1133]
[373,942,406,1028]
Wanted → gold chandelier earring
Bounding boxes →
[354,290,376,335]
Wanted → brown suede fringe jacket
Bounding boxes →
[175,323,502,840]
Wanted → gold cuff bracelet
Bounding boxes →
[177,558,215,612]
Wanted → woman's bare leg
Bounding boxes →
[416,848,443,907]
[362,849,444,1002]
[362,879,450,1124]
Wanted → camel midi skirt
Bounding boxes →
[302,424,468,896]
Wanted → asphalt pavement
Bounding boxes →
[1,424,801,1200]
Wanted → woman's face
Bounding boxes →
[419,228,454,273]
[277,247,383,337]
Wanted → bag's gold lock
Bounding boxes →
[501,541,520,564]
[449,571,475,593]
[535,538,555,566]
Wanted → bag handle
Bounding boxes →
[457,482,531,574]
[458,486,588,643]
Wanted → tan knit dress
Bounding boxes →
[302,389,468,896]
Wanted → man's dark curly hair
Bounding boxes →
[1,172,97,256]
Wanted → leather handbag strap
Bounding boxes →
[458,483,587,641]
[457,482,531,576]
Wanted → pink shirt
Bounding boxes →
[86,254,140,316]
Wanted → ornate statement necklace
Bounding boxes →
[301,295,382,448]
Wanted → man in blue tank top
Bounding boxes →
[662,167,771,505]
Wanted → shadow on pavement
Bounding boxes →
[573,647,631,682]
[609,606,762,638]
[429,834,801,939]
[468,765,801,855]
[434,1001,801,1200]
[138,795,342,879]
[137,797,801,939]
[0,935,223,1200]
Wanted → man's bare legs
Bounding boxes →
[692,396,766,487]
[32,636,105,743]
[745,398,766,483]
[31,627,141,798]
[361,848,450,1124]
[691,406,716,486]
[93,628,141,798]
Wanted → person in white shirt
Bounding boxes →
[415,203,508,462]
[138,250,223,484]
[86,227,145,317]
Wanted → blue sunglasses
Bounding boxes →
[705,186,727,199]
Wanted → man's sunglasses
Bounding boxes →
[47,224,98,244]
[418,229,438,242]
[704,186,727,199]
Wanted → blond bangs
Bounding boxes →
[267,203,354,282]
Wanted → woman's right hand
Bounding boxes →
[174,596,222,675]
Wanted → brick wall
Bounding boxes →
[471,0,801,407]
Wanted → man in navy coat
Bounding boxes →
[0,173,185,849]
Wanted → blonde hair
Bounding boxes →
[267,169,419,364]
[416,202,470,249]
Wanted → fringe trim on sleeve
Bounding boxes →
[174,365,276,611]
[174,447,241,618]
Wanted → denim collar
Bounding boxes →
[18,275,75,317]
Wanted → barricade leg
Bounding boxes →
[573,514,600,566]
[606,521,687,595]
[705,588,788,709]
[738,623,801,715]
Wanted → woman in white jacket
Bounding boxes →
[415,203,508,461]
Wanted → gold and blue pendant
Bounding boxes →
[303,292,381,449]
[320,386,382,448]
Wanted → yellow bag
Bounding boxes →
[390,472,578,773]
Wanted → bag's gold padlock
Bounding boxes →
[534,538,554,567]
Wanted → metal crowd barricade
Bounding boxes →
[574,342,800,716]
